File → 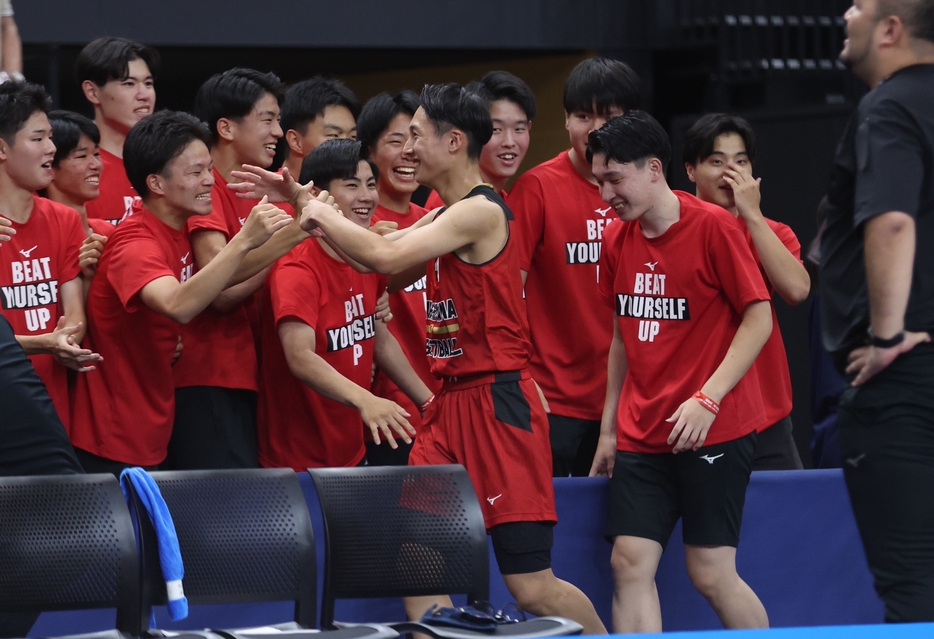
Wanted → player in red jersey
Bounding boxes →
[69,111,293,476]
[258,139,424,469]
[76,37,158,225]
[423,71,536,209]
[297,83,606,635]
[684,114,810,470]
[45,111,114,295]
[357,89,441,464]
[167,68,311,470]
[278,77,359,179]
[0,81,102,429]
[509,57,642,477]
[588,112,771,632]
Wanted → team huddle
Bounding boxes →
[1,37,816,634]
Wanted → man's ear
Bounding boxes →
[286,129,304,156]
[685,162,697,184]
[81,80,101,106]
[309,184,323,197]
[147,173,165,197]
[648,157,666,181]
[448,128,465,154]
[216,118,236,143]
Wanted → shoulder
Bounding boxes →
[512,152,568,188]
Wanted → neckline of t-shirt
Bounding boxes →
[637,193,691,245]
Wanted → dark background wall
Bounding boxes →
[16,0,864,465]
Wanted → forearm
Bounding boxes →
[230,222,307,284]
[745,215,810,305]
[387,265,425,293]
[316,212,402,273]
[701,300,771,402]
[170,236,251,323]
[600,328,628,438]
[288,349,370,410]
[15,333,47,355]
[865,212,915,338]
[210,267,268,313]
[1,20,21,74]
[374,328,432,406]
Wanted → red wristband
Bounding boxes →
[692,391,720,416]
[420,394,435,414]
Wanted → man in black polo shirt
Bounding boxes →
[820,0,934,623]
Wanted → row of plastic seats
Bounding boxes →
[0,466,581,639]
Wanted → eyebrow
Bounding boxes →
[257,110,278,118]
[386,132,407,139]
[491,118,530,126]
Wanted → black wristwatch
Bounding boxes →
[867,327,906,349]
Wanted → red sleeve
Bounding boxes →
[598,220,622,308]
[709,218,771,314]
[424,190,444,211]
[107,232,176,312]
[187,200,230,238]
[507,172,546,271]
[88,218,116,238]
[768,219,803,262]
[60,210,85,284]
[269,255,324,330]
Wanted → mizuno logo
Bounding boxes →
[595,206,611,217]
[181,252,190,264]
[700,453,724,464]
[19,246,38,258]
[845,454,866,468]
[238,217,247,226]
[487,494,502,505]
[644,261,658,271]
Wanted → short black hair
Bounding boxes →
[563,57,641,116]
[682,113,756,167]
[469,70,537,121]
[48,110,100,167]
[299,138,377,189]
[586,111,671,172]
[0,81,51,146]
[356,90,420,157]
[280,77,361,136]
[877,0,934,43]
[193,68,284,143]
[124,111,212,200]
[75,37,160,87]
[420,83,492,160]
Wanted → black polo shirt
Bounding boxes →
[820,63,934,373]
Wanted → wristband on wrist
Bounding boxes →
[692,391,720,416]
[420,394,435,414]
[867,327,905,349]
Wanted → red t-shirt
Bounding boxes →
[370,203,441,430]
[88,218,116,238]
[71,208,193,465]
[740,217,801,427]
[258,240,386,469]
[173,168,259,391]
[598,191,770,453]
[0,196,84,428]
[427,185,530,379]
[85,149,139,226]
[509,151,616,421]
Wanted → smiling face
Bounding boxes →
[403,107,451,190]
[1,110,57,192]
[227,92,283,168]
[566,103,624,165]
[291,104,357,159]
[592,152,657,222]
[370,112,418,199]
[685,132,750,211]
[326,159,378,228]
[840,0,882,78]
[151,140,215,217]
[91,58,156,135]
[479,99,531,184]
[50,133,102,205]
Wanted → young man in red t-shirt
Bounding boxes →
[357,89,440,464]
[166,68,311,470]
[69,110,293,476]
[76,37,159,225]
[588,112,771,632]
[684,114,810,470]
[509,57,642,476]
[0,82,102,430]
[296,83,606,636]
[258,139,424,470]
[278,77,359,179]
[423,70,536,209]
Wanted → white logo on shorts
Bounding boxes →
[700,453,724,464]
[487,494,503,505]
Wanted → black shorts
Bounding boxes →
[752,416,803,471]
[548,414,601,477]
[490,521,554,575]
[167,386,258,470]
[605,432,756,549]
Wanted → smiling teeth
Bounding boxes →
[195,194,211,200]
[500,154,516,160]
[352,208,370,215]
[395,167,415,174]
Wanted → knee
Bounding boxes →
[610,539,657,585]
[685,553,734,599]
